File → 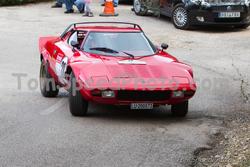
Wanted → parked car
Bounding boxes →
[133,0,250,29]
[39,22,196,117]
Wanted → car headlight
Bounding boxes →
[242,0,249,5]
[172,90,184,98]
[102,90,115,98]
[245,0,250,6]
[190,0,211,7]
[201,1,211,7]
[190,0,201,5]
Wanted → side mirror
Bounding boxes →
[71,41,79,48]
[161,43,168,50]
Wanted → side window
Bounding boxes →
[68,31,78,46]
[78,31,87,48]
[68,31,87,48]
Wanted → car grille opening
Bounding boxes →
[212,5,244,12]
[117,90,172,101]
[214,18,243,22]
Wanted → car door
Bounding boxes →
[53,31,78,85]
[160,0,173,17]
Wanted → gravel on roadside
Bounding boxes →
[193,111,250,167]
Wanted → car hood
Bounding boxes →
[103,56,182,78]
[70,54,195,89]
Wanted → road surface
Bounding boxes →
[0,2,249,167]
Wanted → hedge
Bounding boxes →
[0,0,53,6]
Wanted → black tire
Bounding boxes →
[172,4,190,30]
[40,62,59,97]
[69,73,88,116]
[235,24,249,29]
[133,0,148,16]
[171,101,188,117]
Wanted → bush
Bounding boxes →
[0,0,52,6]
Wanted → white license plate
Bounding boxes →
[219,12,240,18]
[130,103,154,110]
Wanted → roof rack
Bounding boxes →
[60,22,143,38]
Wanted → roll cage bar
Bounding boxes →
[60,22,143,39]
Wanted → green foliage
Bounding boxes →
[0,0,52,6]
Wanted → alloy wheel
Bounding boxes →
[173,7,188,28]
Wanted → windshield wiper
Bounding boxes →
[122,51,135,59]
[89,47,135,59]
[89,47,119,54]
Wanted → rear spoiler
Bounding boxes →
[60,22,143,39]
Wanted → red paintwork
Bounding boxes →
[39,24,196,105]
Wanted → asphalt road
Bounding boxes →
[0,2,249,167]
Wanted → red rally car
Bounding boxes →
[39,22,196,117]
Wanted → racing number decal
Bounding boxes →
[55,55,68,84]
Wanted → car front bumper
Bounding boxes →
[187,5,250,26]
[79,88,196,105]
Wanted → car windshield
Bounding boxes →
[82,32,156,57]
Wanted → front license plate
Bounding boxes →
[219,12,240,18]
[130,103,154,110]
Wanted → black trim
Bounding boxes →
[61,22,143,39]
[117,90,172,101]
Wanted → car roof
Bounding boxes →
[60,22,143,38]
[75,26,142,32]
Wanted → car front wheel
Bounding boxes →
[171,101,188,117]
[69,73,88,116]
[172,4,190,30]
[133,0,147,16]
